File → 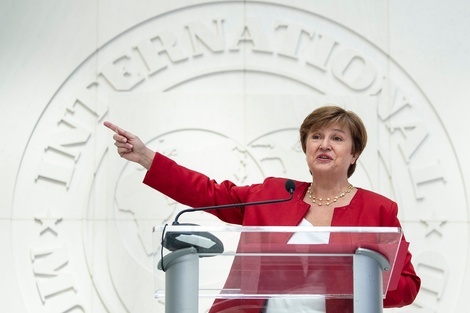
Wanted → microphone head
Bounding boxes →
[285,179,296,194]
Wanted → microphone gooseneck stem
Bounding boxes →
[172,193,294,225]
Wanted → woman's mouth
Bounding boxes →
[317,154,332,160]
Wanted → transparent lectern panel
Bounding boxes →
[153,225,402,301]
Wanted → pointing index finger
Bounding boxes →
[104,121,123,135]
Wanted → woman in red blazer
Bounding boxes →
[104,105,421,313]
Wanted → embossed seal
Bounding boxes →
[11,2,465,312]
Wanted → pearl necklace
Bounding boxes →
[307,184,353,206]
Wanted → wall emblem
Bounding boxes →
[11,2,466,312]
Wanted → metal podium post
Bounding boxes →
[353,248,391,313]
[157,247,199,313]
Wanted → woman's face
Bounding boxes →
[305,123,358,179]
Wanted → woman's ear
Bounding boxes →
[351,153,359,164]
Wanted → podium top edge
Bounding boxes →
[153,225,402,234]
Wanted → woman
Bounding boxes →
[104,105,420,312]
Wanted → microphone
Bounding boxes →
[172,179,296,225]
[161,179,296,256]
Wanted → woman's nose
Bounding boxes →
[319,139,331,150]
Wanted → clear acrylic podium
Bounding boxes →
[153,225,406,313]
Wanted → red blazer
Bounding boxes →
[144,153,421,312]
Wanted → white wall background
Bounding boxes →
[1,1,469,312]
